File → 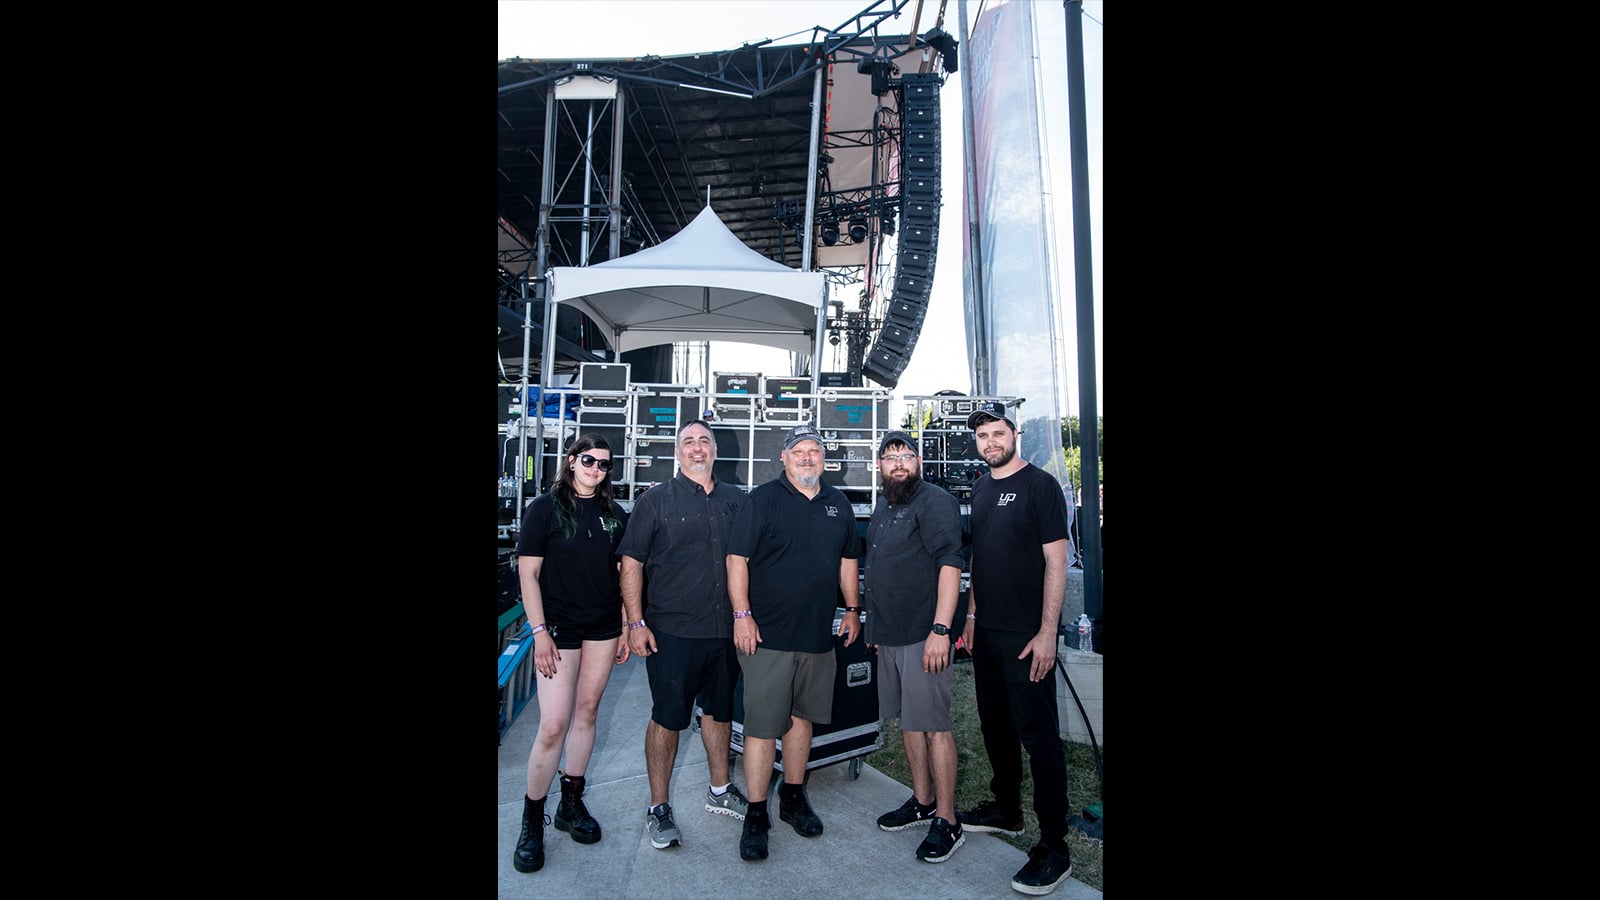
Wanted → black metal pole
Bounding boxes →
[1064,1,1101,625]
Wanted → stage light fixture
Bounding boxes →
[821,219,840,246]
[829,331,842,346]
[848,215,868,243]
[859,58,896,96]
[881,212,896,236]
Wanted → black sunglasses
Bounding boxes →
[577,453,613,472]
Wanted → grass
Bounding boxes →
[863,661,1104,893]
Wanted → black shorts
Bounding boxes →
[548,620,623,651]
[644,631,740,731]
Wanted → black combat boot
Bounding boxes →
[513,795,548,873]
[553,773,602,844]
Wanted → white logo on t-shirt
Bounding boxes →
[997,493,1017,506]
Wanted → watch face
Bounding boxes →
[931,623,949,635]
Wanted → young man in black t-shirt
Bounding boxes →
[959,402,1076,896]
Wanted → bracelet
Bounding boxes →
[733,610,753,619]
[843,607,861,614]
[967,614,977,620]
[529,623,548,636]
[627,620,646,630]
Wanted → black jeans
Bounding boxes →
[971,626,1071,849]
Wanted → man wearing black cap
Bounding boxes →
[725,422,862,862]
[862,431,968,864]
[958,402,1076,895]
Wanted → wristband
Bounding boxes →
[627,620,646,630]
[967,614,977,620]
[843,607,861,614]
[733,610,753,619]
[529,623,548,636]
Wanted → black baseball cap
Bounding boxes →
[878,430,917,456]
[966,401,1016,431]
[783,423,824,450]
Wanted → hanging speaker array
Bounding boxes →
[864,72,942,389]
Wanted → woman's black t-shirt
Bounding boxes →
[516,492,628,632]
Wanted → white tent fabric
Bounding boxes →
[547,205,826,357]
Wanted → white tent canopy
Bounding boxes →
[546,205,826,359]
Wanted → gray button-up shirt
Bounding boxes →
[861,480,966,646]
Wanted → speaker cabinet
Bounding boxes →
[877,323,918,356]
[885,297,927,329]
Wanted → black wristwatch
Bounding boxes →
[931,623,950,636]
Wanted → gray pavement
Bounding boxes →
[498,655,1101,899]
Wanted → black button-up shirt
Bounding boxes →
[727,473,860,653]
[617,473,746,639]
[862,480,966,646]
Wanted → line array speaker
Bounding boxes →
[866,72,943,390]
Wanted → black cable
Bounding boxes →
[1055,654,1102,802]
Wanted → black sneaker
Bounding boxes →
[778,790,823,837]
[958,799,1025,836]
[915,817,965,864]
[878,795,937,832]
[739,811,770,861]
[1011,844,1073,895]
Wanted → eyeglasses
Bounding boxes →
[881,453,917,463]
[577,454,613,472]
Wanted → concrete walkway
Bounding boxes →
[498,654,1101,899]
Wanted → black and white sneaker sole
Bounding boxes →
[917,832,965,863]
[705,801,747,821]
[879,816,932,832]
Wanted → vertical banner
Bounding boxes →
[961,0,1068,480]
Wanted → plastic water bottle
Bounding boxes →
[1076,614,1093,653]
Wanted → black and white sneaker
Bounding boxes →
[877,795,936,832]
[915,817,965,864]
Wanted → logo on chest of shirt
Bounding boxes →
[825,505,840,517]
[996,493,1017,507]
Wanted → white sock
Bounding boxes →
[711,783,729,796]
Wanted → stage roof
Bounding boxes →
[498,6,945,276]
[497,1,954,378]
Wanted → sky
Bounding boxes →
[498,0,1102,422]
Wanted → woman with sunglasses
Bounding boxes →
[512,433,630,874]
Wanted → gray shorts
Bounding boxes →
[875,640,954,733]
[736,647,835,739]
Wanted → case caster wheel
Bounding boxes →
[848,758,862,780]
